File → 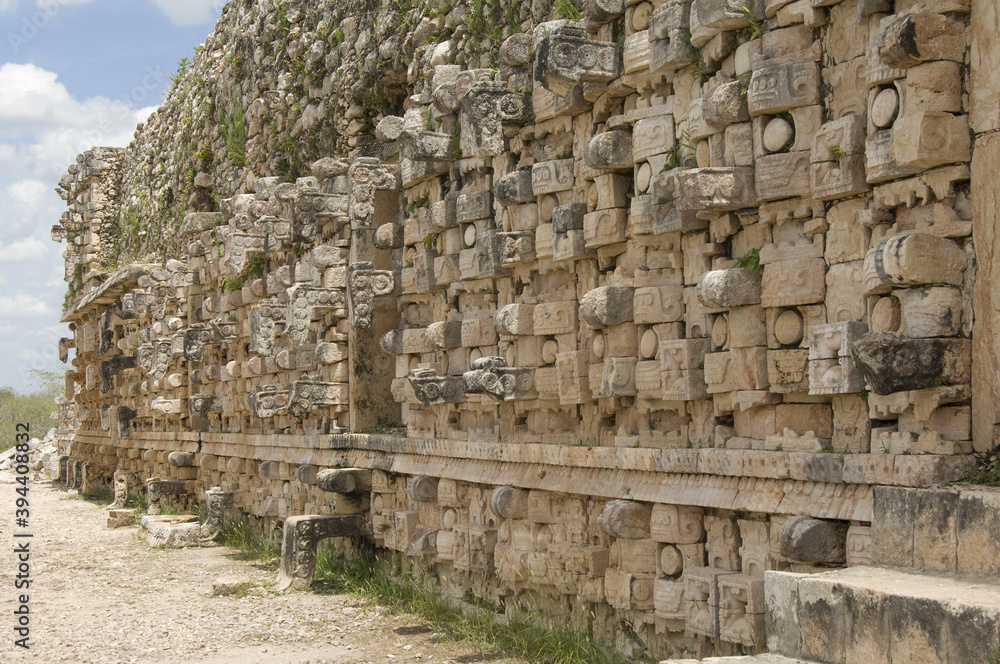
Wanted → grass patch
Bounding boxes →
[217,511,280,564]
[80,486,114,505]
[312,546,642,664]
[125,492,148,513]
[957,447,1000,487]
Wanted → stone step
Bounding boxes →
[873,486,1000,576]
[766,565,1000,664]
[659,656,820,664]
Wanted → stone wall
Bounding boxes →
[51,0,990,658]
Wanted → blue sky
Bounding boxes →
[0,0,222,393]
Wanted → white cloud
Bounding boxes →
[0,293,51,317]
[148,0,222,26]
[0,236,47,262]
[0,179,49,232]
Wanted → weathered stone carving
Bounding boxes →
[852,333,972,395]
[287,377,342,418]
[461,81,532,156]
[189,394,222,417]
[248,385,289,418]
[463,356,533,402]
[349,158,397,227]
[277,514,364,590]
[285,284,346,348]
[408,368,466,407]
[535,26,619,96]
[99,355,136,394]
[348,262,395,330]
[200,486,234,541]
[317,468,371,494]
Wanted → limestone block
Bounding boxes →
[634,285,685,324]
[533,301,578,335]
[494,171,534,206]
[757,152,813,203]
[601,357,638,396]
[705,516,741,571]
[719,574,766,645]
[877,10,966,69]
[494,304,535,337]
[768,349,809,394]
[651,504,705,543]
[623,30,651,74]
[585,0,624,22]
[957,490,1000,576]
[698,268,762,309]
[633,115,676,163]
[892,111,971,170]
[605,569,655,610]
[675,167,757,211]
[761,258,826,308]
[593,173,630,210]
[748,62,820,116]
[580,286,635,327]
[703,80,750,129]
[535,26,619,96]
[654,577,687,620]
[684,567,732,638]
[598,500,653,538]
[779,516,848,564]
[649,0,696,74]
[586,130,633,171]
[531,159,575,195]
[897,286,962,338]
[583,208,628,247]
[764,571,803,656]
[852,332,971,395]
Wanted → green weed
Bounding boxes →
[312,546,641,664]
[735,247,764,275]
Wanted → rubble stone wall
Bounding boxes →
[52,0,991,658]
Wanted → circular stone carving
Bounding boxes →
[636,162,652,193]
[640,329,658,359]
[696,140,711,168]
[763,117,794,153]
[592,333,606,359]
[659,544,684,576]
[870,296,901,332]
[539,194,557,222]
[632,2,652,31]
[542,339,559,365]
[464,224,477,247]
[469,348,483,364]
[712,315,729,348]
[774,309,804,346]
[871,88,899,129]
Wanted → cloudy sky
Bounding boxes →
[0,0,221,393]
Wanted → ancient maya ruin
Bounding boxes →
[47,0,1000,660]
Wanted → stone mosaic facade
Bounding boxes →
[51,0,999,658]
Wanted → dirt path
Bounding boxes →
[0,471,521,664]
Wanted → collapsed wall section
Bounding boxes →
[51,0,987,658]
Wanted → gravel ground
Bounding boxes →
[0,471,522,664]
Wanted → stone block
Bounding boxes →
[675,168,757,211]
[852,333,971,395]
[765,571,803,656]
[761,258,826,308]
[586,130,633,170]
[583,208,628,247]
[892,112,971,170]
[698,269,762,309]
[650,504,705,543]
[898,287,962,338]
[780,516,848,564]
[956,490,1000,576]
[580,286,635,327]
[748,61,820,115]
[877,10,966,68]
